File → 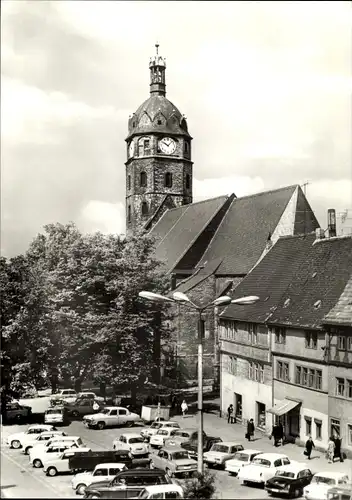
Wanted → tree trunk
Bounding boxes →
[74,378,82,392]
[130,384,137,405]
[99,382,106,399]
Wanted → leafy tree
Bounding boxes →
[182,470,217,499]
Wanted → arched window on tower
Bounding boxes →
[184,141,189,154]
[127,205,131,223]
[140,171,147,187]
[186,174,191,190]
[164,172,173,188]
[127,175,131,190]
[138,137,151,157]
[141,202,149,215]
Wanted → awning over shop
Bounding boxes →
[267,399,300,416]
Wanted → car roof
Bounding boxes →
[49,436,80,441]
[173,428,197,433]
[142,485,184,493]
[116,469,165,476]
[95,463,127,468]
[161,421,179,425]
[122,433,144,439]
[215,441,242,447]
[238,449,263,454]
[105,406,127,411]
[314,472,349,479]
[277,464,310,472]
[29,424,53,429]
[253,453,289,460]
[162,446,187,453]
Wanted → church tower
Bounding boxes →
[125,45,193,235]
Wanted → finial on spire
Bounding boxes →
[155,42,159,55]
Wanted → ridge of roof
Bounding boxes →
[313,234,352,245]
[234,184,298,202]
[144,194,169,230]
[160,193,231,215]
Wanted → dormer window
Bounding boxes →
[140,172,147,187]
[164,172,173,188]
[141,202,149,215]
[138,137,151,157]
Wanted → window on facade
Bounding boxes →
[277,361,290,381]
[185,174,191,190]
[274,327,286,344]
[249,362,264,383]
[248,323,258,344]
[348,424,352,445]
[127,205,131,223]
[295,366,302,384]
[127,175,131,190]
[138,138,151,156]
[223,321,236,341]
[347,379,352,399]
[331,418,341,438]
[348,337,352,351]
[302,367,308,386]
[184,141,189,154]
[141,202,149,215]
[338,336,347,350]
[336,378,345,397]
[316,370,322,390]
[305,331,318,349]
[305,417,312,435]
[228,356,237,375]
[308,369,315,387]
[295,365,322,390]
[140,171,147,187]
[164,172,173,188]
[315,420,322,440]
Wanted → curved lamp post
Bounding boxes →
[138,290,259,475]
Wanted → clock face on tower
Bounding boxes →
[159,137,176,155]
[128,141,134,158]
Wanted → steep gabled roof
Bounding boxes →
[323,275,352,327]
[149,195,231,273]
[268,236,352,329]
[220,233,316,323]
[174,258,223,294]
[198,185,299,275]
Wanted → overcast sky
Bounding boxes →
[1,0,351,256]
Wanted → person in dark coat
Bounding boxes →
[271,425,280,447]
[227,404,234,424]
[278,422,284,445]
[246,418,255,441]
[334,436,344,462]
[305,436,315,460]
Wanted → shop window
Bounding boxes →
[330,418,341,438]
[305,416,312,435]
[257,402,266,429]
[336,378,345,397]
[141,202,149,215]
[315,419,322,440]
[275,327,286,344]
[305,331,318,349]
[140,171,147,187]
[164,172,173,188]
[185,174,191,190]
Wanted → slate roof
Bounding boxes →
[220,233,316,324]
[323,274,352,327]
[198,185,298,275]
[149,195,230,272]
[174,258,223,294]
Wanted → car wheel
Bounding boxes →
[11,440,21,449]
[47,467,57,477]
[126,421,134,428]
[166,468,173,478]
[33,459,43,468]
[25,446,33,455]
[97,421,105,430]
[76,484,87,495]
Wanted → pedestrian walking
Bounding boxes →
[278,422,284,445]
[333,436,344,463]
[271,425,280,447]
[327,437,335,463]
[246,418,255,441]
[227,404,234,424]
[181,400,188,418]
[304,436,315,460]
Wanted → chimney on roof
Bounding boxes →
[315,228,325,240]
[327,209,337,238]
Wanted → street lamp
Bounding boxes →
[138,290,259,475]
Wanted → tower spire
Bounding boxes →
[149,43,166,96]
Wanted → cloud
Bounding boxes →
[79,200,125,235]
[194,176,265,201]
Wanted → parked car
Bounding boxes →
[149,428,179,448]
[164,428,200,448]
[43,448,94,476]
[327,484,352,500]
[225,449,262,476]
[77,392,104,402]
[44,406,69,426]
[178,430,222,459]
[237,453,291,486]
[303,472,350,500]
[29,439,85,468]
[68,450,150,474]
[265,464,313,498]
[151,446,198,478]
[7,424,56,449]
[51,389,77,403]
[37,387,52,397]
[132,484,184,499]
[71,463,129,495]
[30,435,85,454]
[22,430,68,455]
[66,398,105,418]
[83,468,172,499]
[203,442,244,469]
[141,421,180,441]
[3,401,32,423]
[113,433,149,458]
[83,407,140,430]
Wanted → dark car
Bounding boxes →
[181,432,222,459]
[83,468,171,499]
[265,464,313,498]
[3,401,32,423]
[65,398,105,418]
[69,450,150,473]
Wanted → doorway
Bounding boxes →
[256,402,266,429]
[234,393,242,422]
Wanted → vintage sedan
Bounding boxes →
[266,464,313,498]
[225,449,262,476]
[303,472,350,500]
[22,430,68,455]
[134,484,184,499]
[149,428,179,448]
[237,452,291,486]
[203,442,244,469]
[83,407,140,430]
[71,463,128,495]
[113,433,149,458]
[151,446,198,478]
[140,421,180,441]
[7,424,56,449]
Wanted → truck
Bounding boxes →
[141,405,170,424]
[68,450,151,473]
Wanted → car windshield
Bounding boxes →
[276,471,295,478]
[312,476,336,485]
[129,437,144,444]
[174,432,190,438]
[233,453,249,462]
[211,444,229,453]
[253,458,271,467]
[172,451,189,460]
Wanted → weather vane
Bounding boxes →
[155,42,159,55]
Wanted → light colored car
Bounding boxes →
[83,406,140,430]
[77,392,104,402]
[164,428,199,447]
[44,407,68,425]
[150,428,179,448]
[71,462,128,495]
[22,431,68,455]
[30,435,84,454]
[203,441,244,469]
[225,449,263,476]
[303,472,350,500]
[135,484,184,499]
[29,438,84,468]
[7,424,56,449]
[51,389,77,403]
[237,452,291,486]
[151,446,198,478]
[141,421,180,441]
[43,447,92,477]
[113,433,149,457]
